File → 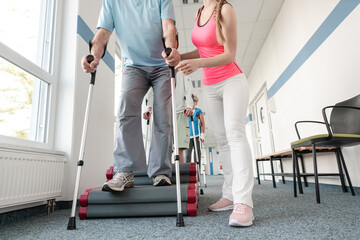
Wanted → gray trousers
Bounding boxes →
[184,136,201,165]
[113,65,172,178]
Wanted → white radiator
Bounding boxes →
[0,144,67,209]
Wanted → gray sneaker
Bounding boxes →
[102,171,134,192]
[153,175,171,186]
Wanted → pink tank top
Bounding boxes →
[191,7,243,85]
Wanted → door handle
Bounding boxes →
[260,107,265,123]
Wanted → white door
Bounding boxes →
[253,91,275,180]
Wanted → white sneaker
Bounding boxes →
[153,175,171,186]
[102,171,134,192]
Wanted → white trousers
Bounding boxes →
[203,74,254,208]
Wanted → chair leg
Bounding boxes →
[339,149,355,196]
[295,152,303,194]
[270,157,276,188]
[292,148,297,198]
[312,143,320,204]
[335,148,347,193]
[300,155,308,187]
[256,160,261,185]
[280,158,286,184]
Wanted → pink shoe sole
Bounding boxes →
[229,216,254,227]
[209,204,234,212]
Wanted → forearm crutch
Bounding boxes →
[196,113,207,188]
[190,116,204,195]
[67,54,96,230]
[164,48,184,227]
[144,113,151,165]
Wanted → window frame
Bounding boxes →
[0,0,61,149]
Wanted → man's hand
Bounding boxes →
[162,48,181,67]
[183,108,193,117]
[81,56,100,73]
[199,132,205,143]
[81,28,110,73]
[143,107,152,120]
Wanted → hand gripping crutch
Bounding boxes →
[190,116,204,195]
[164,48,185,227]
[196,113,207,188]
[67,54,96,230]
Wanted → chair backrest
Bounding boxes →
[330,94,360,134]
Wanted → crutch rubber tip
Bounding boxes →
[67,217,76,230]
[200,189,204,195]
[176,213,185,227]
[204,184,207,188]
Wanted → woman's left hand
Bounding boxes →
[175,59,201,75]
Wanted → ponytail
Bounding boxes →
[214,0,226,44]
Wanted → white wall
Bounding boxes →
[55,0,116,201]
[247,0,360,186]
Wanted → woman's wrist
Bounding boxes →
[198,58,203,68]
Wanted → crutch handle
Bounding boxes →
[86,55,96,85]
[164,48,175,77]
[86,54,95,63]
[146,112,150,125]
[165,48,172,57]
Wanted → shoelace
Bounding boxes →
[112,172,131,183]
[233,204,246,213]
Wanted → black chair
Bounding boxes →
[291,94,360,203]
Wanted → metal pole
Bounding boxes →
[165,48,184,227]
[196,114,207,187]
[190,117,203,195]
[67,55,96,230]
[145,116,150,165]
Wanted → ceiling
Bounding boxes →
[173,0,285,77]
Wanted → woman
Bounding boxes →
[172,0,254,227]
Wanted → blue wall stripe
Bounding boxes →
[77,15,115,73]
[267,0,360,99]
[245,113,252,125]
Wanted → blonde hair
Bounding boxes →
[214,0,226,44]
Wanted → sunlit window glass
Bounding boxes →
[0,57,48,141]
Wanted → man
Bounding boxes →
[144,73,194,163]
[82,0,180,191]
[184,95,205,164]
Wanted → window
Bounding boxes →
[0,0,56,143]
